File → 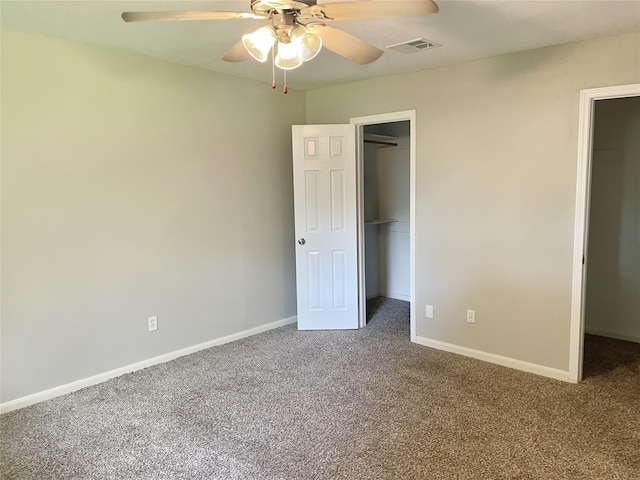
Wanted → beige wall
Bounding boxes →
[306,32,640,371]
[585,97,640,341]
[1,30,305,403]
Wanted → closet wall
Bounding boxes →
[363,121,410,301]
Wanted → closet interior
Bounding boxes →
[363,121,410,319]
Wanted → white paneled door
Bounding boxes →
[292,124,358,330]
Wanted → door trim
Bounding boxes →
[569,84,640,383]
[350,110,417,340]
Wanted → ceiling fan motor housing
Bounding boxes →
[251,0,317,15]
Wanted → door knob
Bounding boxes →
[298,238,306,245]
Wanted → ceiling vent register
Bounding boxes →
[386,38,441,53]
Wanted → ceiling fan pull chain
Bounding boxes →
[283,69,288,94]
[271,47,276,89]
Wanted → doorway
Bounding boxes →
[362,122,410,315]
[582,96,640,377]
[351,111,416,339]
[569,84,640,382]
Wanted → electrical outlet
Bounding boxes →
[148,316,158,332]
[425,305,434,318]
[466,309,476,324]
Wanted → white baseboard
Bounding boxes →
[585,328,640,344]
[414,336,570,382]
[386,293,410,302]
[0,316,297,415]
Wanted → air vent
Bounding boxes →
[386,38,441,54]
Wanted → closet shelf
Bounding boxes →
[364,133,398,147]
[365,219,399,225]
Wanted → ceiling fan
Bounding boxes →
[122,1,439,91]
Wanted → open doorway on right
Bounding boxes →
[582,96,640,378]
[362,121,410,322]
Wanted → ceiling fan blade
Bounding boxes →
[121,11,263,23]
[223,40,251,62]
[306,24,383,65]
[305,0,438,21]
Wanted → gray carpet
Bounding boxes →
[1,298,639,479]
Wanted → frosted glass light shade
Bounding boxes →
[290,27,322,62]
[242,26,276,62]
[275,41,303,70]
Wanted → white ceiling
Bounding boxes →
[2,0,639,90]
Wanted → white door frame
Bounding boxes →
[350,110,417,340]
[569,84,640,383]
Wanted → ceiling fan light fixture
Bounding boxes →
[242,25,276,62]
[275,40,303,70]
[290,26,322,62]
[122,0,441,89]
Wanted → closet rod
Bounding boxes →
[364,139,398,147]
